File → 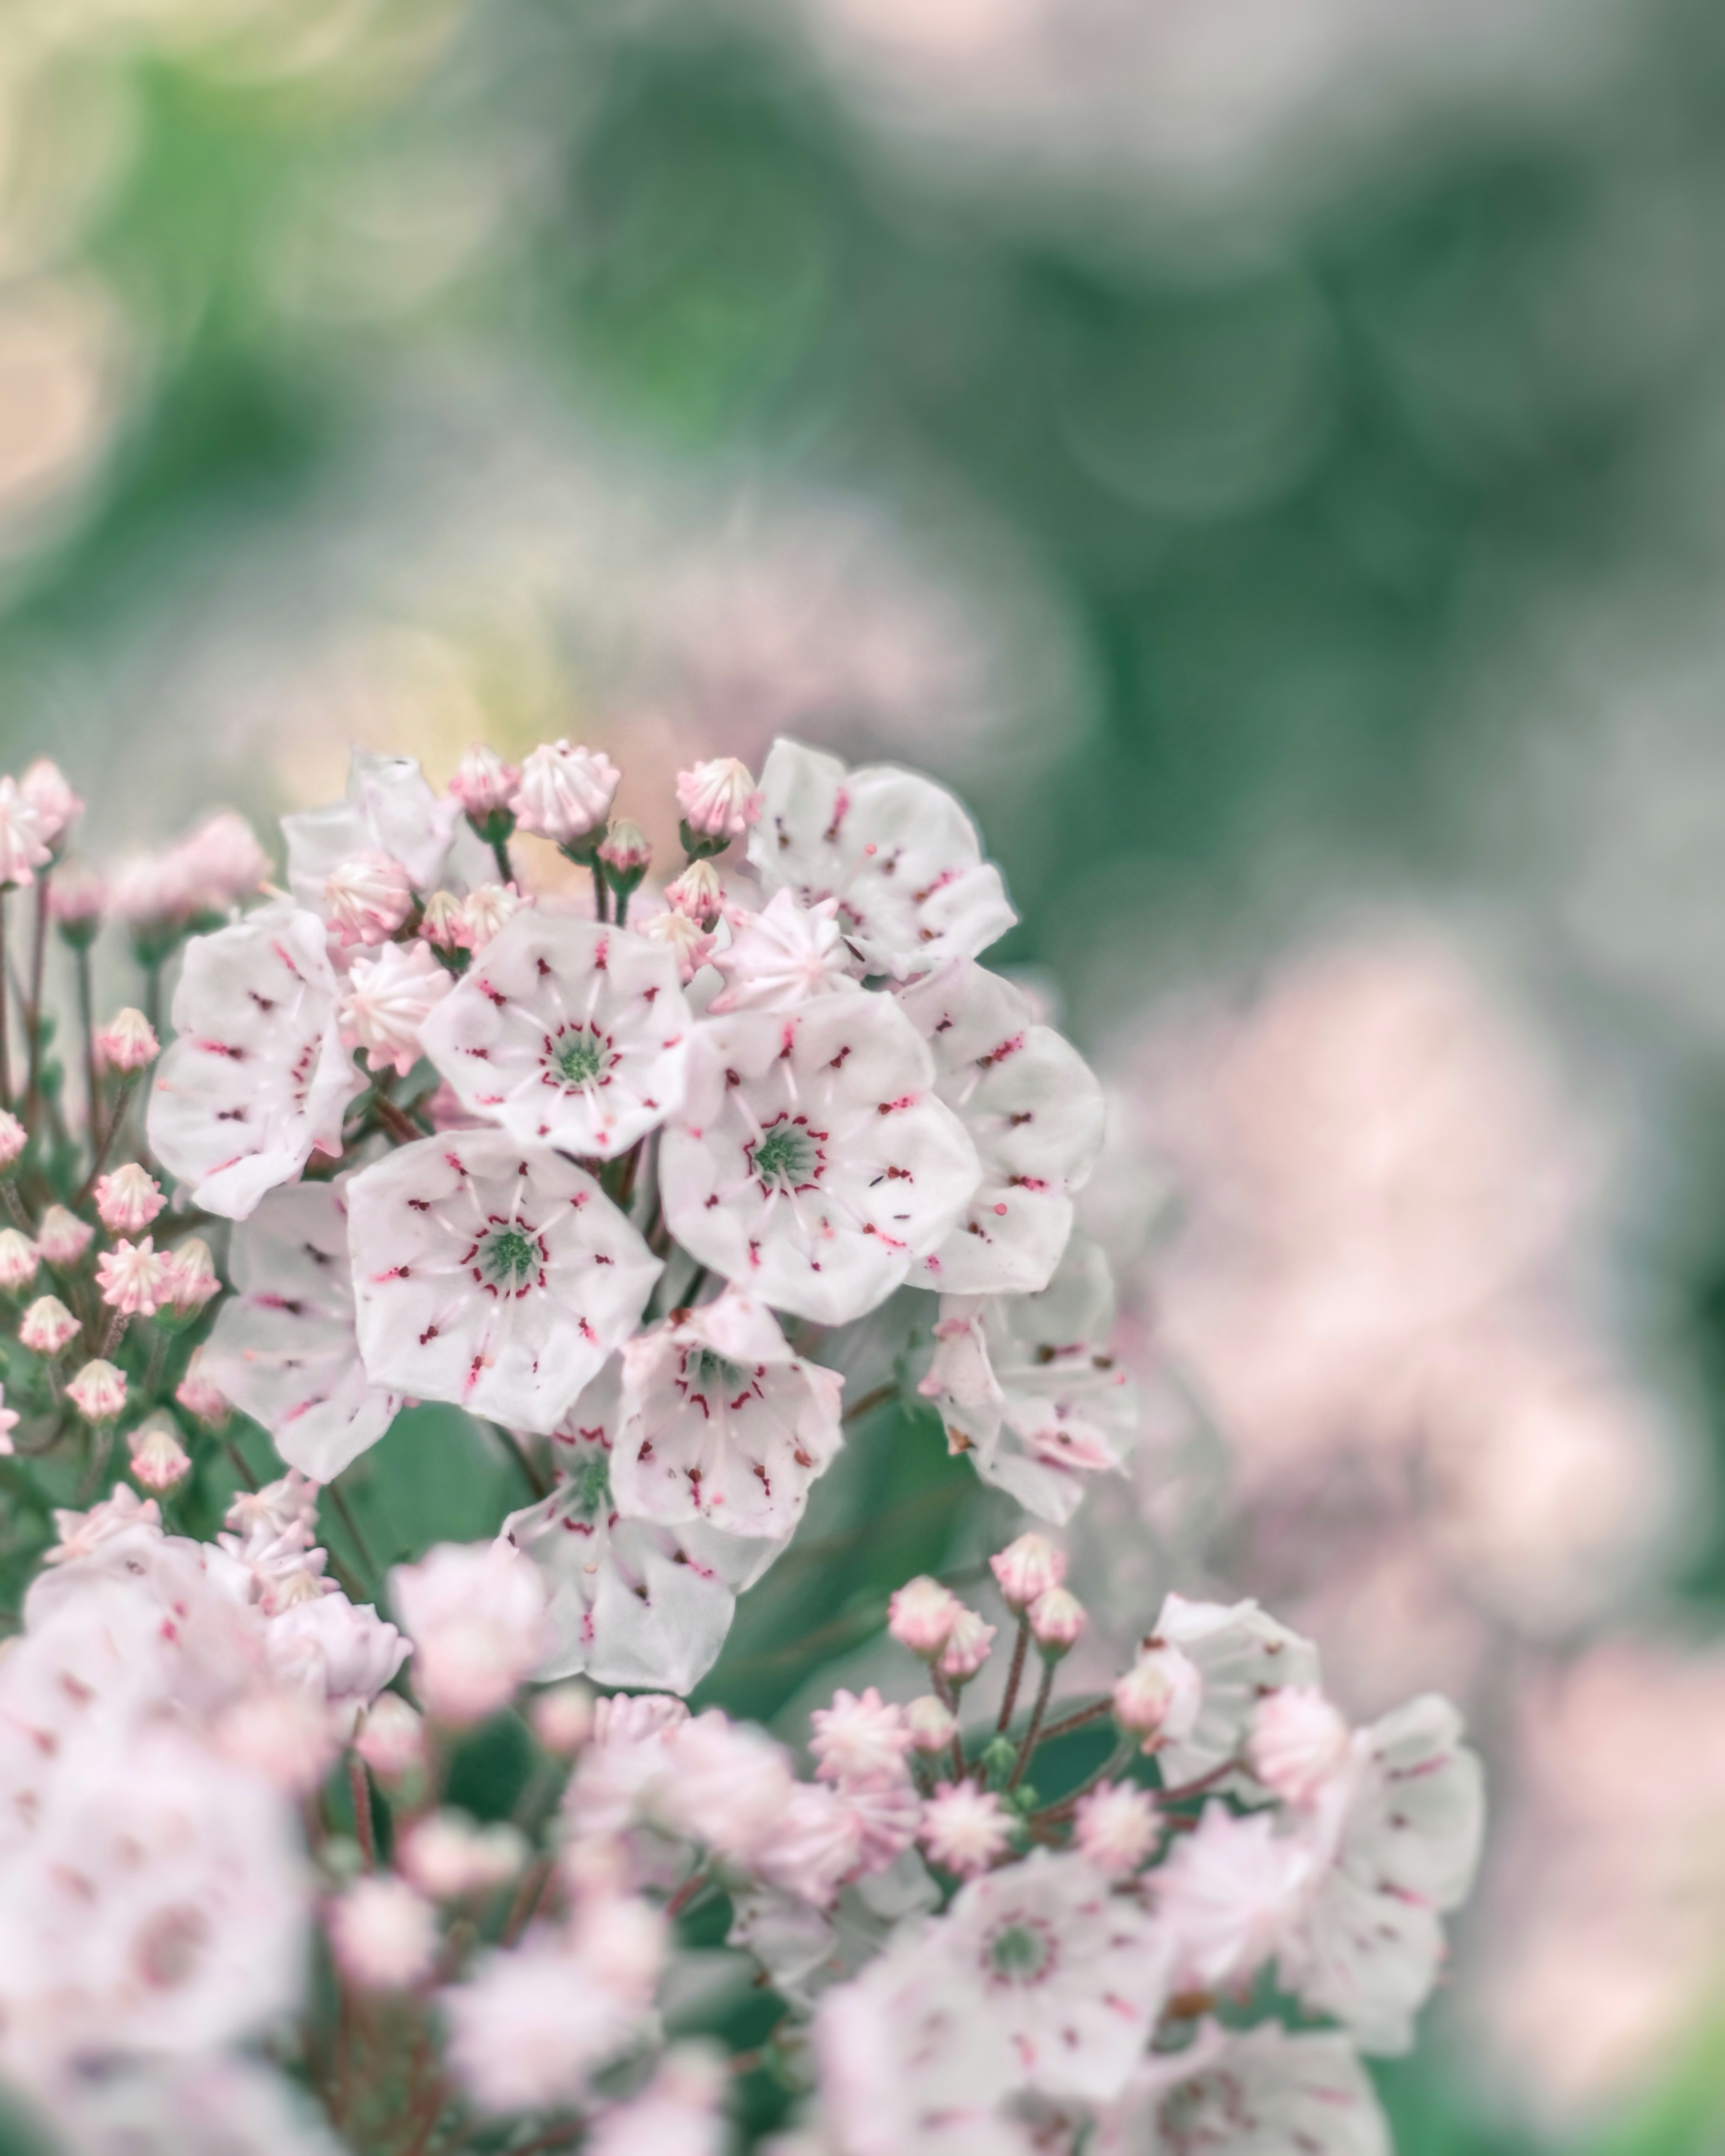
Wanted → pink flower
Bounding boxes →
[0,776,50,888]
[1247,1688,1352,1811]
[391,1541,551,1725]
[752,1780,865,1905]
[324,851,414,947]
[1152,1804,1315,1992]
[94,1007,160,1073]
[19,1294,78,1356]
[811,1688,914,1784]
[354,1694,427,1780]
[48,859,104,936]
[341,939,453,1077]
[328,1876,439,1989]
[160,1237,221,1314]
[1028,1586,1087,1655]
[35,1205,93,1266]
[1112,1646,1203,1750]
[991,1531,1066,1614]
[450,743,522,822]
[707,890,857,1016]
[0,1228,36,1293]
[265,1591,409,1717]
[531,1682,595,1754]
[1073,1783,1159,1878]
[19,759,80,849]
[175,809,272,912]
[0,1111,24,1170]
[906,1695,958,1754]
[0,1386,17,1456]
[920,1781,1012,1876]
[444,1929,651,2114]
[677,756,761,842]
[510,741,621,848]
[638,908,716,984]
[938,1609,996,1683]
[97,1236,168,1316]
[398,1810,526,1898]
[888,1575,963,1658]
[128,1413,192,1492]
[842,1770,923,1873]
[94,1163,165,1235]
[663,859,724,926]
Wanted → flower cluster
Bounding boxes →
[0,742,1482,2156]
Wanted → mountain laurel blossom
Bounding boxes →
[0,739,1481,2156]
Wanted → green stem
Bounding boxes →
[590,862,607,923]
[490,835,515,886]
[24,869,49,1129]
[76,942,97,1156]
[0,888,11,1111]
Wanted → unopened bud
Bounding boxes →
[990,1532,1066,1616]
[531,1681,595,1755]
[676,757,761,850]
[1246,1687,1351,1809]
[1028,1586,1087,1657]
[175,1345,230,1427]
[638,909,715,984]
[663,858,724,928]
[159,1237,221,1317]
[19,1294,79,1357]
[21,760,80,851]
[938,1609,996,1683]
[420,890,468,956]
[0,1228,37,1294]
[511,740,620,852]
[1112,1644,1203,1751]
[0,1111,25,1172]
[329,1876,439,1991]
[93,1008,158,1074]
[888,1575,963,1658]
[598,819,651,901]
[325,852,413,948]
[450,743,522,837]
[94,1163,165,1236]
[128,1412,192,1493]
[50,859,105,947]
[354,1693,428,1781]
[68,1358,126,1424]
[36,1205,93,1267]
[906,1695,959,1754]
[457,883,522,954]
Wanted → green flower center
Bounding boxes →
[478,1224,541,1292]
[751,1118,821,1191]
[550,1029,607,1088]
[685,1347,746,1394]
[562,1446,613,1524]
[986,1921,1054,1985]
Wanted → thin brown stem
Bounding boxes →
[501,1856,555,1945]
[590,862,607,923]
[995,1617,1031,1736]
[76,1074,138,1201]
[842,1380,898,1426]
[348,1754,376,1869]
[0,888,11,1112]
[372,1096,421,1146]
[24,869,49,1128]
[75,943,97,1156]
[1035,1698,1112,1745]
[1006,1659,1056,1792]
[224,1437,258,1489]
[1158,1759,1240,1805]
[665,1866,711,1920]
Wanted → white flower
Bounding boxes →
[265,1591,409,1719]
[1074,1784,1160,1878]
[40,2052,347,2156]
[1146,1594,1323,1792]
[811,1688,914,1785]
[419,912,692,1159]
[677,756,762,841]
[19,758,80,850]
[708,890,861,1014]
[346,1130,660,1435]
[1097,2021,1391,2156]
[398,1810,526,1899]
[504,1375,757,1697]
[748,737,1016,980]
[585,2046,730,2156]
[0,1716,307,2074]
[282,749,471,915]
[931,1851,1172,2102]
[920,1236,1136,1524]
[442,1927,652,2115]
[661,994,981,1325]
[147,906,363,1220]
[1153,1804,1316,1992]
[896,961,1104,1295]
[612,1289,845,1541]
[200,1180,402,1481]
[510,740,621,848]
[0,777,50,889]
[341,940,453,1077]
[1247,1688,1352,1809]
[1281,1695,1484,2055]
[390,1540,551,1725]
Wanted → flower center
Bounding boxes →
[749,1115,823,1193]
[985,1918,1057,1987]
[683,1346,747,1401]
[475,1222,545,1296]
[1158,2070,1246,2156]
[562,1446,613,1525]
[546,1026,609,1090]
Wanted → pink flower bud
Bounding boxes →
[664,859,724,926]
[419,890,467,954]
[97,1237,168,1316]
[324,851,414,947]
[68,1358,126,1423]
[1028,1586,1087,1656]
[531,1682,595,1755]
[887,1575,963,1657]
[1073,1782,1159,1877]
[94,1163,165,1235]
[174,810,270,913]
[938,1609,996,1683]
[906,1695,958,1754]
[19,1294,79,1356]
[35,1205,93,1267]
[329,1876,440,1990]
[990,1532,1066,1615]
[676,757,762,842]
[128,1412,191,1492]
[449,743,521,821]
[456,883,522,954]
[0,777,49,889]
[638,909,715,984]
[0,1228,37,1293]
[93,1008,159,1073]
[511,740,620,848]
[919,1782,1011,1876]
[175,1345,230,1426]
[20,759,81,850]
[214,1688,336,1795]
[597,819,650,876]
[399,1811,527,1899]
[161,1237,221,1314]
[1246,1687,1352,1809]
[355,1694,428,1781]
[1112,1644,1203,1750]
[49,859,105,940]
[0,1111,25,1171]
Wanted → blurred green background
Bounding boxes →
[9,0,1725,2148]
